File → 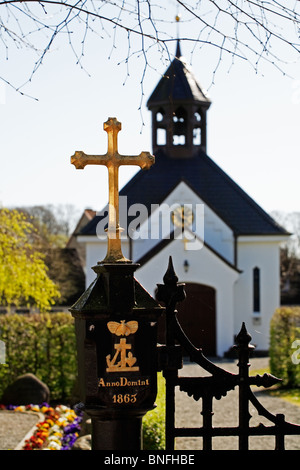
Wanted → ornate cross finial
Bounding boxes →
[71,117,155,263]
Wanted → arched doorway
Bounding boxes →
[176,283,216,356]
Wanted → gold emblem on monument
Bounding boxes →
[106,320,139,372]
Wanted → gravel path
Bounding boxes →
[174,357,300,450]
[0,410,41,450]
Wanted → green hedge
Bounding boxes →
[269,307,300,387]
[143,372,166,450]
[0,313,77,402]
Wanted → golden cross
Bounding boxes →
[71,117,155,263]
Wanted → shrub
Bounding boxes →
[269,307,300,387]
[0,208,60,311]
[143,372,165,450]
[0,313,77,402]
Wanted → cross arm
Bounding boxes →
[71,150,155,170]
[117,151,155,170]
[71,151,110,170]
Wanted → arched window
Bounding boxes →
[156,128,166,146]
[156,109,165,122]
[193,128,201,145]
[194,111,201,122]
[253,267,260,312]
[173,107,187,145]
[193,109,202,145]
[155,108,166,146]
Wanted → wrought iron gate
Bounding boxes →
[156,257,300,451]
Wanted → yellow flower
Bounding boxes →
[46,441,61,450]
[31,405,40,412]
[14,406,25,412]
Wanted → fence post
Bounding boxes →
[156,257,185,451]
[275,414,285,450]
[235,323,254,450]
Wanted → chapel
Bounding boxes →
[73,42,289,356]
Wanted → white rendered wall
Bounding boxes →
[234,237,282,352]
[79,236,131,288]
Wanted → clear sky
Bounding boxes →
[0,2,299,227]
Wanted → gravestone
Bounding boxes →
[1,373,50,406]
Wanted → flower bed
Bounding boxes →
[0,403,82,450]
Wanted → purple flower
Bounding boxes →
[60,415,82,450]
[61,433,79,450]
[7,405,17,410]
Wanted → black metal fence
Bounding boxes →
[156,257,300,451]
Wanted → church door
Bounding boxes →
[176,283,216,356]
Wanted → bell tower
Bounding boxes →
[147,41,211,158]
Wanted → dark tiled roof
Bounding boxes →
[80,148,288,237]
[147,46,210,106]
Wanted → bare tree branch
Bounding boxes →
[0,0,299,97]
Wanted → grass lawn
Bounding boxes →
[250,365,300,407]
[268,388,300,406]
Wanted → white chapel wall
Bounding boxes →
[234,238,282,352]
[80,236,131,287]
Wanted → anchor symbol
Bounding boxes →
[106,321,139,373]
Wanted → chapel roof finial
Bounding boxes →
[175,38,182,59]
[175,13,182,58]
